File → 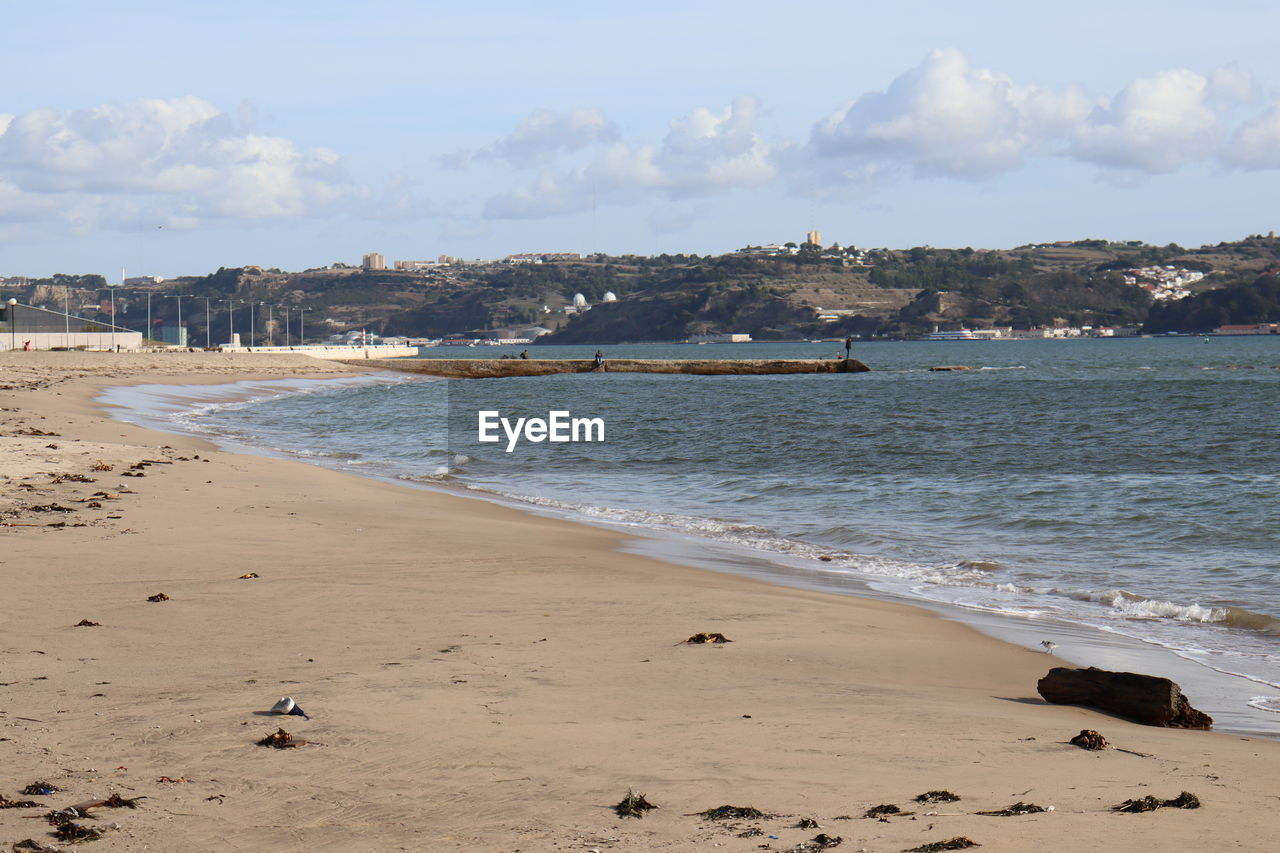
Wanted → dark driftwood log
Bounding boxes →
[1037,667,1212,729]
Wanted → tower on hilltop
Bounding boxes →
[806,230,822,247]
[362,252,386,271]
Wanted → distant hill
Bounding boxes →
[9,235,1280,341]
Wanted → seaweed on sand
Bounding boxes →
[915,791,961,804]
[865,804,908,818]
[100,794,144,809]
[904,838,980,852]
[614,789,658,818]
[975,802,1046,816]
[694,805,766,820]
[51,820,102,843]
[1113,791,1200,813]
[683,632,732,644]
[1070,730,1109,750]
[20,783,60,796]
[0,796,40,809]
[257,728,307,749]
[1164,792,1201,809]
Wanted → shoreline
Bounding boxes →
[97,370,1280,737]
[3,351,1278,852]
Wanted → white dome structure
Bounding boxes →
[572,292,588,308]
[601,291,617,302]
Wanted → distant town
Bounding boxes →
[3,231,1279,350]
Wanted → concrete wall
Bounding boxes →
[0,332,145,351]
[220,344,420,360]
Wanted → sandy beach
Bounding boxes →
[1,351,1277,853]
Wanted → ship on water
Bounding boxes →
[923,328,986,341]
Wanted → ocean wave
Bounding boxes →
[294,449,362,460]
[396,468,450,481]
[1066,588,1227,622]
[1247,696,1280,713]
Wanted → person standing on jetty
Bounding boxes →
[843,336,852,360]
[593,350,604,369]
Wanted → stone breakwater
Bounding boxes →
[344,358,871,379]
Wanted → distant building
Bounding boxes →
[690,333,753,343]
[393,260,438,271]
[806,230,822,247]
[504,252,582,263]
[1215,323,1277,335]
[601,291,617,302]
[362,252,387,271]
[735,243,797,257]
[156,324,188,346]
[124,276,164,286]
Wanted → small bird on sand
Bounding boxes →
[1041,640,1058,654]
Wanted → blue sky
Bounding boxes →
[3,1,1280,277]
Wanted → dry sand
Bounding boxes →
[1,351,1277,852]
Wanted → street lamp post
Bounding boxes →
[108,283,119,351]
[196,296,213,348]
[248,300,255,348]
[226,299,236,347]
[6,298,15,351]
[281,306,290,347]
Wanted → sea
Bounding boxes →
[100,336,1280,736]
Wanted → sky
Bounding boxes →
[3,0,1280,278]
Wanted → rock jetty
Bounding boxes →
[345,358,871,379]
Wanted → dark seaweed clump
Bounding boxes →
[697,804,765,820]
[975,802,1046,816]
[1113,791,1200,813]
[904,838,980,852]
[614,789,658,818]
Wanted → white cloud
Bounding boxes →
[483,96,777,219]
[800,50,1280,195]
[809,48,1094,182]
[1223,103,1280,169]
[0,96,363,235]
[443,108,619,169]
[491,108,619,167]
[1069,69,1223,173]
